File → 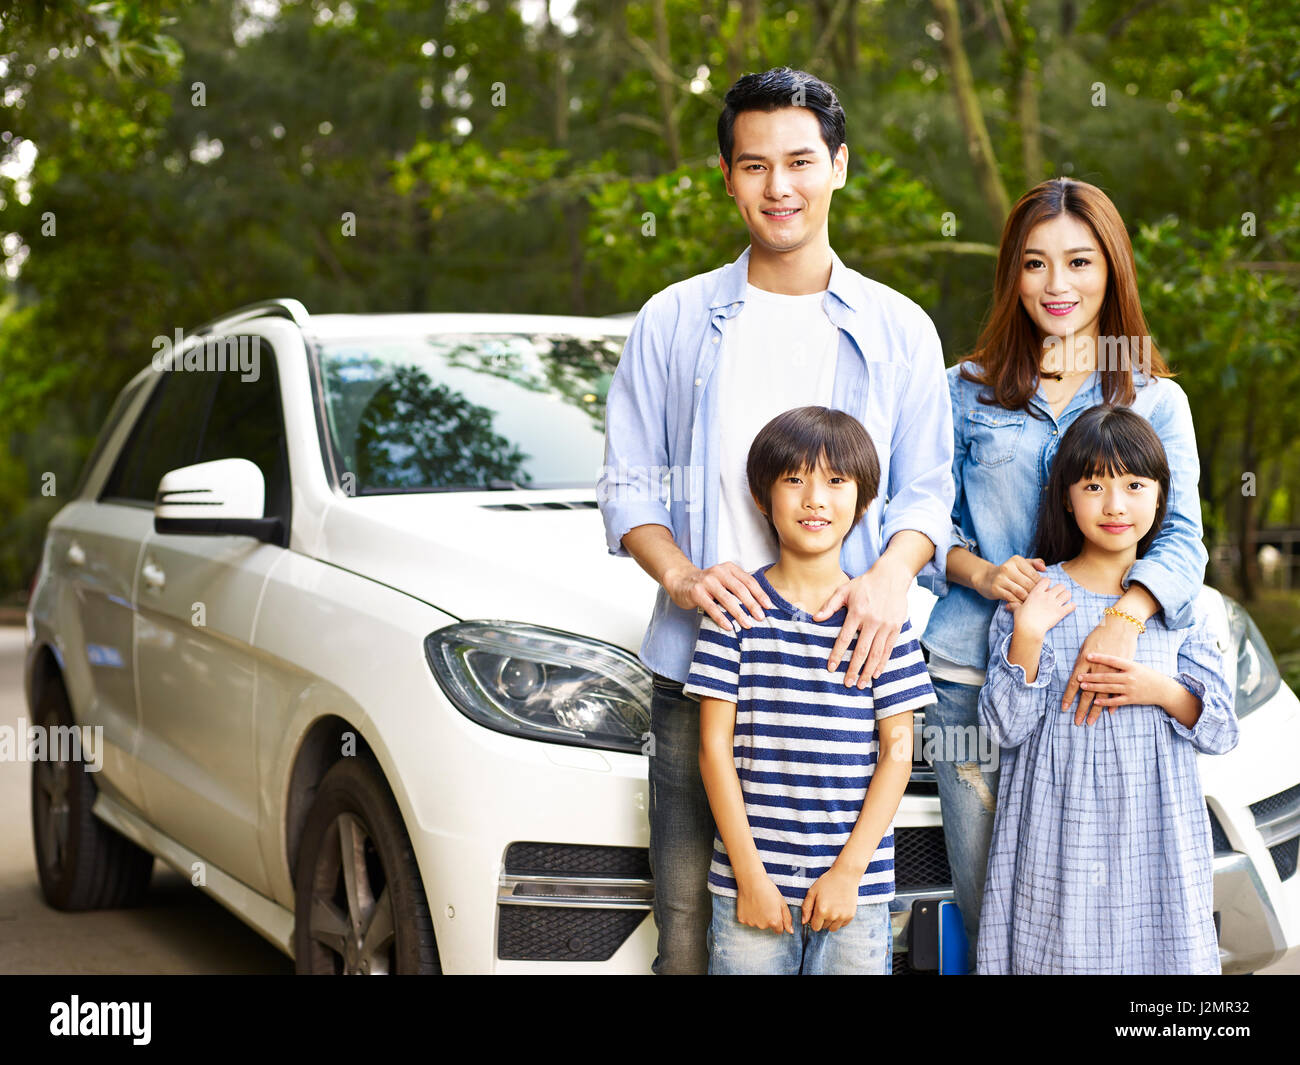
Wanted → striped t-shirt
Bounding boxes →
[683,565,936,904]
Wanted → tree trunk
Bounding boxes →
[1236,384,1259,601]
[932,0,1011,230]
[651,0,681,167]
[1018,66,1042,184]
[546,1,585,313]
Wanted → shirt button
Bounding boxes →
[1051,429,1057,435]
[712,336,719,344]
[695,378,702,386]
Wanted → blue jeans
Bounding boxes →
[646,673,715,974]
[924,676,1000,972]
[707,893,892,975]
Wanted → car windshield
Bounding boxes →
[314,332,625,494]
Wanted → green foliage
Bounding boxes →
[584,152,952,307]
[0,0,1297,619]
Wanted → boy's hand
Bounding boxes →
[801,865,861,933]
[1074,653,1174,720]
[1007,577,1075,639]
[736,874,794,934]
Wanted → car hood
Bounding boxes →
[316,490,660,654]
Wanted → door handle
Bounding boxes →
[141,559,166,592]
[66,541,86,566]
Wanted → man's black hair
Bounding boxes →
[717,67,847,169]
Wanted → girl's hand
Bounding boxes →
[1007,577,1075,638]
[736,874,794,934]
[975,555,1048,604]
[801,865,861,933]
[1074,652,1169,719]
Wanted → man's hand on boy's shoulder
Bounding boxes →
[813,561,912,689]
[801,864,862,933]
[666,559,776,632]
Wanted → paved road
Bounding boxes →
[1,623,1294,975]
[0,626,291,974]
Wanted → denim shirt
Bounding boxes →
[597,245,955,683]
[919,361,1209,670]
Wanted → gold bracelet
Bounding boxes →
[1103,605,1146,635]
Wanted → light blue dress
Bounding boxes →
[975,563,1239,974]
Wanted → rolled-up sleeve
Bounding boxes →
[1168,614,1240,755]
[1123,380,1209,628]
[596,297,674,557]
[880,315,956,583]
[918,372,976,598]
[978,600,1057,749]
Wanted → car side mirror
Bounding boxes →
[153,458,283,543]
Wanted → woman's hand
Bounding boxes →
[1007,576,1075,638]
[975,555,1048,603]
[1062,614,1141,726]
[736,873,794,934]
[1075,652,1173,716]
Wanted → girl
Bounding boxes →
[975,405,1238,974]
[919,178,1209,969]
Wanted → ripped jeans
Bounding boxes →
[924,676,1000,972]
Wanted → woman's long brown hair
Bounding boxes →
[959,178,1171,415]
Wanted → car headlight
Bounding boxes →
[424,621,651,754]
[1223,596,1282,719]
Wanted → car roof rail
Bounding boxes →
[189,299,311,338]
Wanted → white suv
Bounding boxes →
[24,299,1300,973]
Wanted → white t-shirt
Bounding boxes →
[715,283,840,571]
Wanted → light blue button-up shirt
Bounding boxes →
[597,246,955,683]
[919,362,1209,670]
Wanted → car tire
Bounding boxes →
[31,678,154,911]
[293,756,439,974]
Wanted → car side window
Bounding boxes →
[196,337,292,531]
[73,374,150,499]
[99,366,215,505]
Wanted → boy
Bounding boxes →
[683,407,935,974]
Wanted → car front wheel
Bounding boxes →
[293,757,439,974]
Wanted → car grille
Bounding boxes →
[1269,837,1299,882]
[504,842,651,879]
[497,906,648,962]
[1250,783,1300,822]
[1207,806,1234,855]
[1249,783,1300,881]
[497,842,652,962]
[895,826,952,890]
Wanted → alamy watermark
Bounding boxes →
[1042,331,1155,377]
[596,461,704,513]
[1,718,103,772]
[152,329,261,382]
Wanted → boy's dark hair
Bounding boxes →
[1032,405,1171,564]
[717,67,846,169]
[746,406,879,539]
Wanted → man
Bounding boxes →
[597,67,954,974]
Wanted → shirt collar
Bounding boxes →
[710,245,861,314]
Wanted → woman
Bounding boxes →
[918,178,1209,971]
